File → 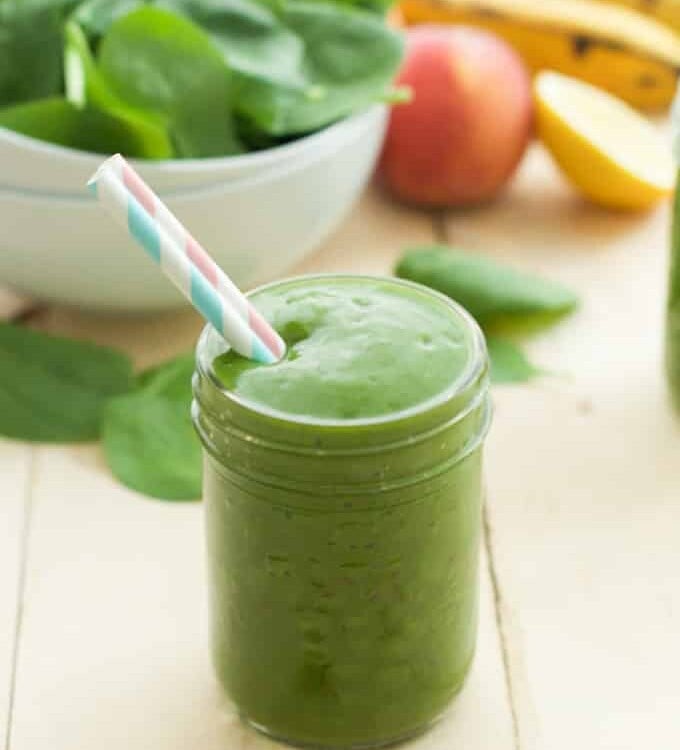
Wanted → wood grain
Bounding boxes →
[0,443,32,747]
[8,445,514,750]
[445,145,680,749]
[5,185,515,749]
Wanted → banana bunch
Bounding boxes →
[398,0,680,110]
[605,0,680,33]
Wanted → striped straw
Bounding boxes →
[88,158,279,365]
[97,154,285,360]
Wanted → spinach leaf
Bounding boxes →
[266,0,403,134]
[137,352,195,401]
[97,6,243,157]
[0,0,71,105]
[69,0,147,44]
[102,353,201,500]
[0,97,172,157]
[159,0,403,135]
[63,21,173,155]
[396,246,579,330]
[102,391,201,500]
[310,0,393,14]
[0,323,135,442]
[159,0,307,89]
[235,113,286,151]
[395,246,576,386]
[0,0,402,153]
[486,337,543,385]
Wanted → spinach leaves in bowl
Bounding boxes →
[0,0,403,159]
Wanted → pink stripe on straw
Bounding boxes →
[173,221,286,359]
[186,235,219,288]
[110,154,285,360]
[249,307,285,360]
[120,158,226,295]
[122,163,156,217]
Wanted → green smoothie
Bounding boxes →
[193,276,490,748]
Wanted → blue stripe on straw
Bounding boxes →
[252,337,277,365]
[190,265,225,335]
[191,266,275,364]
[128,196,161,263]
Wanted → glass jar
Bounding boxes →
[192,275,491,748]
[667,177,680,413]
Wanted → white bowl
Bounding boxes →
[0,106,383,194]
[0,107,387,311]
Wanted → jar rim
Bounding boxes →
[195,273,488,431]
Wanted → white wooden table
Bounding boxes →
[2,145,679,750]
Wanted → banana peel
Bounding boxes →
[399,0,680,111]
[603,0,680,35]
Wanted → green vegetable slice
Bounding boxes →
[0,97,172,158]
[486,337,543,385]
[395,246,579,330]
[97,6,243,157]
[103,353,200,501]
[0,324,135,442]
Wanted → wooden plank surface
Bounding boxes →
[7,446,514,750]
[5,187,516,750]
[0,443,32,747]
[445,146,680,749]
[5,139,680,749]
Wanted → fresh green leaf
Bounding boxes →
[103,353,200,500]
[0,0,402,155]
[63,21,173,156]
[97,6,243,157]
[0,0,72,105]
[102,391,201,500]
[268,0,403,134]
[0,324,135,442]
[395,246,579,330]
[308,0,394,14]
[158,0,307,89]
[137,353,195,401]
[69,0,147,45]
[486,337,543,385]
[0,97,172,157]
[235,113,287,151]
[159,0,404,135]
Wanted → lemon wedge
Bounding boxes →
[534,71,674,210]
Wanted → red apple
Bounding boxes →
[378,25,533,206]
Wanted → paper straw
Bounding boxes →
[98,154,285,360]
[88,163,277,365]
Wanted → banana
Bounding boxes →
[399,0,680,110]
[603,0,680,34]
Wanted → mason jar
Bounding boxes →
[192,275,491,748]
[668,176,680,413]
